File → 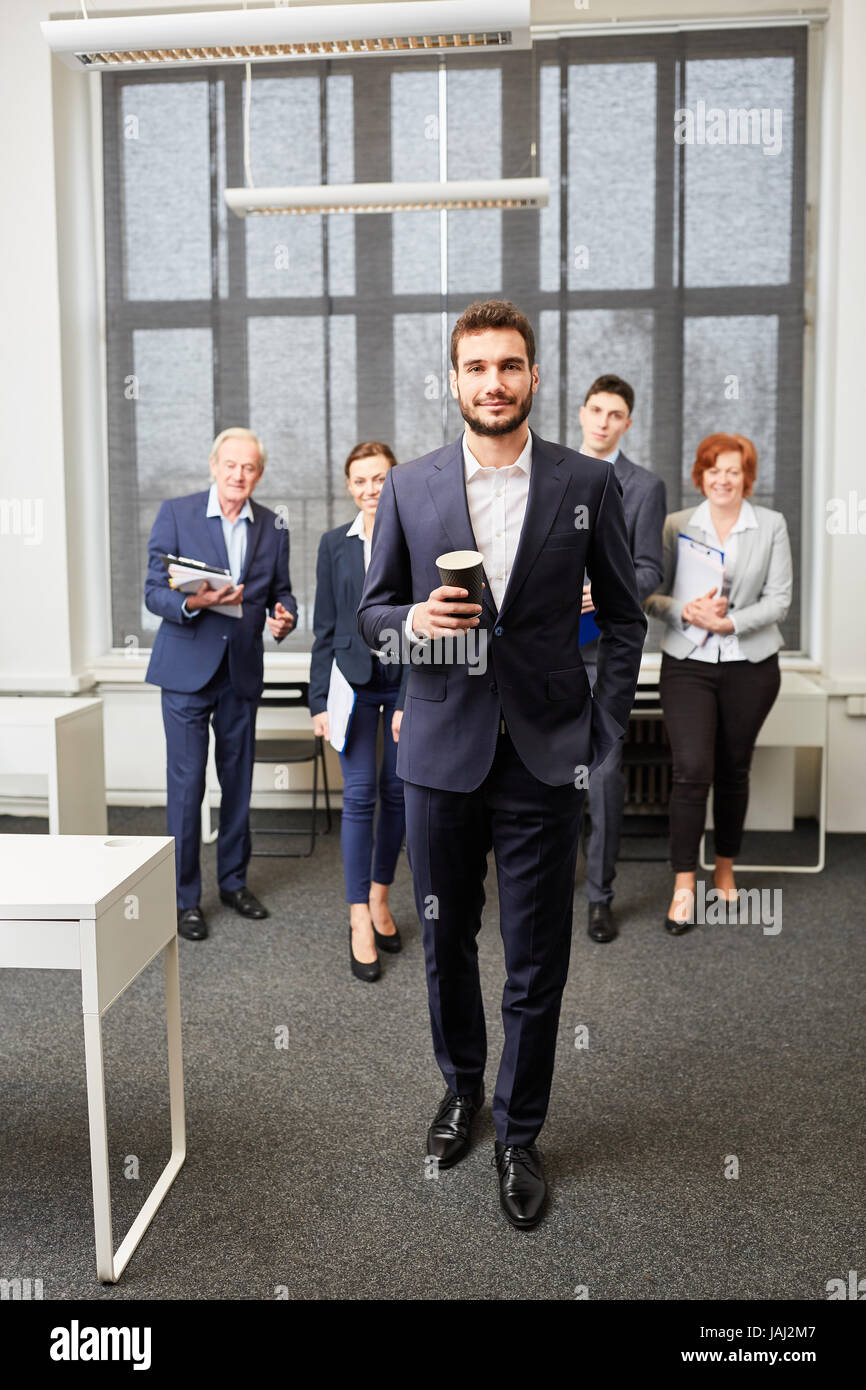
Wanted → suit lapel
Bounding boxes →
[727,518,757,606]
[344,522,366,596]
[496,431,569,623]
[200,506,231,574]
[426,439,498,622]
[239,503,264,584]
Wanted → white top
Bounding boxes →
[0,835,173,918]
[685,498,757,664]
[406,431,533,640]
[346,507,372,572]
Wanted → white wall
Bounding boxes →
[1,0,864,828]
[810,0,866,827]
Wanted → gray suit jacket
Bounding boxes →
[582,450,666,658]
[645,503,793,661]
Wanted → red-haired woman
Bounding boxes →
[644,433,793,933]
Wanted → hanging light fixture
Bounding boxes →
[224,178,548,216]
[41,1,530,72]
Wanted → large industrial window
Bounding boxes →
[103,27,806,652]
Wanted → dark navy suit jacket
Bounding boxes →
[145,489,297,701]
[309,520,408,717]
[357,430,647,792]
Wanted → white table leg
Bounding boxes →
[83,937,187,1283]
[82,1012,115,1282]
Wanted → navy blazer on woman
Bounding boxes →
[309,520,408,717]
[145,489,297,701]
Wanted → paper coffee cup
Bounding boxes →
[436,549,485,608]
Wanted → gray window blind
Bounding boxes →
[103,27,806,653]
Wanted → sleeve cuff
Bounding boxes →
[405,604,429,644]
[181,598,200,620]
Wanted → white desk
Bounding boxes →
[0,697,107,834]
[0,834,185,1282]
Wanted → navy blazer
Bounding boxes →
[145,489,297,701]
[358,430,647,792]
[309,520,408,716]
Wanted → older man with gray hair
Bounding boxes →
[145,427,297,940]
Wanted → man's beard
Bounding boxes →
[456,384,534,438]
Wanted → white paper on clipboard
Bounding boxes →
[674,533,725,646]
[326,658,356,753]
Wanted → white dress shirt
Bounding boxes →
[405,432,533,642]
[685,498,756,663]
[346,506,372,572]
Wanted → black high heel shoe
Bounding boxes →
[349,924,380,981]
[664,915,696,935]
[372,920,402,953]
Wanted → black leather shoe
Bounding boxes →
[493,1142,547,1229]
[588,900,617,943]
[349,925,380,982]
[177,906,208,941]
[372,921,402,953]
[426,1083,485,1169]
[219,887,269,919]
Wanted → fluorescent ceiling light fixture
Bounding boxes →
[224,178,549,216]
[41,2,530,71]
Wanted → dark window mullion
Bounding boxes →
[652,43,684,512]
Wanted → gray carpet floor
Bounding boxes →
[0,808,862,1302]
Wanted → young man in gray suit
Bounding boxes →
[578,376,666,943]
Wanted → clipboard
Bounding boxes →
[326,658,357,753]
[579,612,600,646]
[674,533,726,646]
[159,552,242,619]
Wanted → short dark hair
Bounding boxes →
[584,374,634,417]
[450,299,536,371]
[344,441,398,479]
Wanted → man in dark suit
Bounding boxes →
[145,427,297,941]
[358,301,646,1228]
[577,376,666,944]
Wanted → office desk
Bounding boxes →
[0,697,107,834]
[0,834,185,1282]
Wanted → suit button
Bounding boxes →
[222,635,227,641]
[489,682,497,694]
[494,626,503,636]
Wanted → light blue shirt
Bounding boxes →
[207,481,253,583]
[181,483,253,619]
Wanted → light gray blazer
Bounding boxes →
[644,503,793,661]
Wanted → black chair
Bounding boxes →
[249,681,332,858]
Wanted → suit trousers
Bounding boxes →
[659,651,781,872]
[579,658,626,904]
[338,657,405,903]
[403,719,586,1147]
[161,651,258,908]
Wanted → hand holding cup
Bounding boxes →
[411,550,485,639]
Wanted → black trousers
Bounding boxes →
[403,721,585,1147]
[659,651,781,872]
